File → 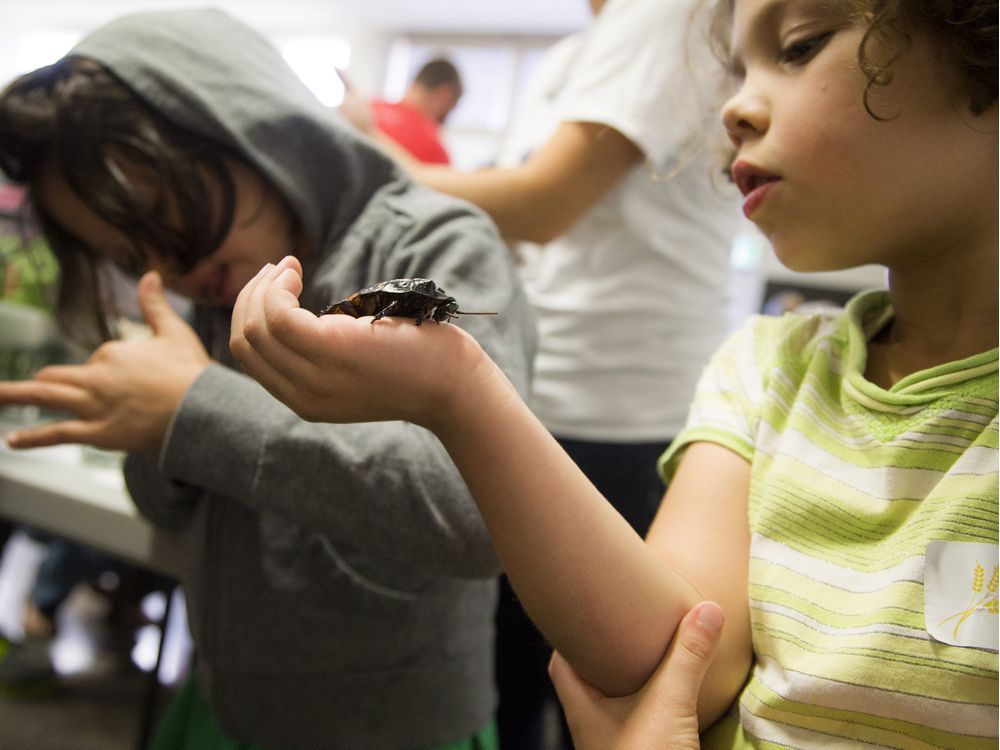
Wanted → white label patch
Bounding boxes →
[925,541,999,651]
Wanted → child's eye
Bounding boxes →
[780,32,832,65]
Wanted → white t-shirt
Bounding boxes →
[498,0,741,442]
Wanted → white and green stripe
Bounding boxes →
[662,290,998,749]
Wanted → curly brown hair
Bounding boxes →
[705,0,998,117]
[0,57,239,344]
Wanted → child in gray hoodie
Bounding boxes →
[0,9,535,749]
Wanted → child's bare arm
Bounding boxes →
[231,258,751,717]
[646,442,753,722]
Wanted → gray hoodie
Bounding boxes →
[70,9,536,749]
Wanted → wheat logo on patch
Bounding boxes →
[925,541,1000,651]
[937,562,999,639]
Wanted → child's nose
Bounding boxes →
[721,86,769,147]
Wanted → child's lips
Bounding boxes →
[731,160,780,218]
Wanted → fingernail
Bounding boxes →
[695,602,724,634]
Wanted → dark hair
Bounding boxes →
[706,0,998,117]
[413,58,463,95]
[0,57,239,345]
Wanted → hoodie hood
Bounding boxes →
[69,8,399,252]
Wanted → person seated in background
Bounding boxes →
[0,9,535,749]
[368,57,463,165]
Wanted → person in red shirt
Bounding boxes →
[371,58,463,165]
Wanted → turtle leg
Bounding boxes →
[413,305,435,326]
[372,300,399,323]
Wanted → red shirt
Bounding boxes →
[371,99,450,165]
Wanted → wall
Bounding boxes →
[0,0,587,91]
[0,1,384,94]
[0,1,580,169]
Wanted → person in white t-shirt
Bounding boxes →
[340,1,740,746]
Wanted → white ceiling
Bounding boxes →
[5,0,591,36]
[314,0,589,34]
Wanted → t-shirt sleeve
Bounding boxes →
[659,316,766,481]
[555,0,713,166]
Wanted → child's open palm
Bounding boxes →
[230,256,515,432]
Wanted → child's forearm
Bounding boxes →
[434,361,704,696]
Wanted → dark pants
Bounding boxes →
[494,436,669,750]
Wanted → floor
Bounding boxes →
[0,667,153,750]
[0,531,568,750]
[0,531,189,750]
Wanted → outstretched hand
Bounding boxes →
[335,69,375,136]
[1,271,210,453]
[230,257,498,431]
[334,70,426,175]
[550,601,725,750]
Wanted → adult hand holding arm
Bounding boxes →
[550,601,725,750]
[2,271,210,453]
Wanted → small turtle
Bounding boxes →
[320,278,497,325]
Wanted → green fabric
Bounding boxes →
[149,676,257,750]
[150,675,499,750]
[436,719,498,750]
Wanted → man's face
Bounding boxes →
[429,84,462,124]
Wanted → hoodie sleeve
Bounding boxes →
[125,365,506,578]
[124,185,536,580]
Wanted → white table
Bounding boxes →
[0,431,181,577]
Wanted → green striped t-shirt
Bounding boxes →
[661,290,998,749]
